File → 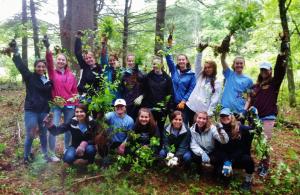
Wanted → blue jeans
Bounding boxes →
[49,106,74,152]
[24,111,48,158]
[63,145,97,164]
[159,149,192,164]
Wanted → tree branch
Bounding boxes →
[196,0,209,8]
[285,0,292,12]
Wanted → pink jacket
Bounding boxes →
[46,51,78,106]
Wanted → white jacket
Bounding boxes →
[190,124,229,156]
[186,52,222,116]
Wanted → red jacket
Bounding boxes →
[46,51,78,106]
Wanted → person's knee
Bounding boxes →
[159,149,167,158]
[85,145,96,156]
[63,148,76,164]
[183,151,192,163]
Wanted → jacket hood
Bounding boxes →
[190,123,213,134]
[166,124,188,135]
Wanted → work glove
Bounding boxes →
[215,123,224,133]
[197,42,208,52]
[177,101,185,110]
[42,35,50,49]
[222,160,233,177]
[9,39,19,54]
[76,141,88,157]
[134,95,144,106]
[201,152,210,164]
[165,152,178,167]
[248,106,258,117]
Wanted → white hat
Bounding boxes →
[114,99,126,106]
[259,62,272,70]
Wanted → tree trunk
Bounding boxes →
[279,0,296,107]
[122,0,131,67]
[30,0,40,59]
[22,0,28,67]
[58,0,95,53]
[154,0,166,55]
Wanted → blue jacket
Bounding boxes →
[165,54,196,104]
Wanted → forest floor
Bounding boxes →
[0,89,299,194]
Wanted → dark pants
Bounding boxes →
[184,106,196,127]
[191,151,223,172]
[63,145,97,165]
[126,104,140,121]
[152,110,167,138]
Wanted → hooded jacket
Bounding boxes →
[165,54,196,104]
[190,123,228,156]
[13,54,52,113]
[49,116,97,148]
[46,51,78,106]
[74,37,103,95]
[162,124,191,157]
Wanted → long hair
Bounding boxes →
[202,60,217,93]
[256,71,273,87]
[177,54,191,69]
[194,111,212,131]
[56,53,69,68]
[231,56,245,71]
[76,104,90,125]
[228,115,241,140]
[134,108,157,136]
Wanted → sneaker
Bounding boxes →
[259,166,268,177]
[49,155,60,162]
[241,181,252,191]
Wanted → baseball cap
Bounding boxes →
[114,99,126,106]
[259,62,272,70]
[220,108,232,116]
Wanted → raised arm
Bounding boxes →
[48,123,70,136]
[165,50,176,75]
[100,38,109,67]
[45,50,55,80]
[220,52,229,71]
[74,35,87,69]
[194,52,203,79]
[12,53,31,81]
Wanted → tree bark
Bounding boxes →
[122,0,131,67]
[279,0,296,107]
[22,0,28,67]
[154,0,166,55]
[30,0,40,59]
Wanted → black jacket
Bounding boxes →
[74,37,103,95]
[141,70,174,113]
[49,116,98,148]
[12,54,52,113]
[119,69,144,106]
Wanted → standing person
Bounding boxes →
[220,52,253,120]
[74,31,103,96]
[250,39,288,177]
[105,99,134,155]
[190,112,228,171]
[141,56,174,135]
[159,111,192,166]
[44,37,78,161]
[215,108,255,191]
[165,46,196,126]
[45,104,97,165]
[9,40,52,164]
[131,108,160,153]
[186,43,222,126]
[119,54,144,120]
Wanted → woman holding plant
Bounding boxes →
[43,36,78,161]
[9,40,52,164]
[44,104,97,166]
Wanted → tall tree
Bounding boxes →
[22,0,28,67]
[58,0,95,52]
[279,0,296,107]
[30,0,40,59]
[122,0,132,67]
[154,0,166,55]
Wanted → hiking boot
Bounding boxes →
[23,157,30,165]
[259,165,268,177]
[49,155,60,162]
[241,181,252,191]
[29,153,35,161]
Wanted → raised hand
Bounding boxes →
[42,35,50,49]
[197,42,208,52]
[9,39,18,54]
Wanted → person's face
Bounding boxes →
[115,105,126,115]
[220,115,232,125]
[109,56,117,68]
[152,59,162,73]
[204,63,214,76]
[127,55,135,69]
[34,62,47,76]
[75,107,87,122]
[196,113,208,128]
[177,55,187,70]
[233,58,244,74]
[56,54,67,69]
[172,114,183,129]
[84,52,96,66]
[260,68,272,80]
[138,111,150,126]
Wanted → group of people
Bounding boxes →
[9,30,287,191]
